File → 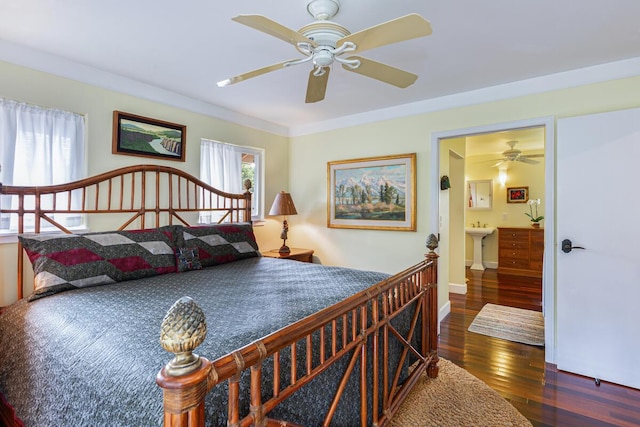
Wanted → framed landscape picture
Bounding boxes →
[506,186,529,203]
[327,153,416,231]
[112,111,186,162]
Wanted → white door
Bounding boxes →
[556,107,640,389]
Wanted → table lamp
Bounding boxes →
[268,191,298,254]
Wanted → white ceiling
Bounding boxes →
[465,127,545,157]
[1,1,640,136]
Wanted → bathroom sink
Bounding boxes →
[466,227,496,271]
[465,227,496,237]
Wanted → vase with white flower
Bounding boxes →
[525,198,544,228]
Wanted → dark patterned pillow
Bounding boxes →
[174,223,261,268]
[19,228,178,301]
[176,247,203,272]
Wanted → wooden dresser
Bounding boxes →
[497,227,544,278]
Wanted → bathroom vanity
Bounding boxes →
[497,227,544,278]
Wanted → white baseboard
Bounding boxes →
[438,300,451,335]
[465,260,498,270]
[449,282,467,294]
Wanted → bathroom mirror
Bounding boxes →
[467,179,493,210]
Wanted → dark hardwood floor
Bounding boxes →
[438,267,640,427]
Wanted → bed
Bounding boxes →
[0,165,439,426]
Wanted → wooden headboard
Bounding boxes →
[0,164,252,299]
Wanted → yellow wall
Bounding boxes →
[0,60,289,305]
[288,75,640,314]
[439,138,466,291]
[3,57,640,314]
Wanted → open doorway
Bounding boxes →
[439,127,545,296]
[430,116,556,358]
[465,127,545,280]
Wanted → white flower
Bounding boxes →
[525,198,543,222]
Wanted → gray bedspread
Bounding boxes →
[0,257,391,426]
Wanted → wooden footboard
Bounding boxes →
[157,238,439,427]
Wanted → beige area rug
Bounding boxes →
[468,303,544,346]
[391,359,532,427]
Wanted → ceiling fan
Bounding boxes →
[217,0,432,103]
[492,140,544,167]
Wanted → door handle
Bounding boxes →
[561,239,586,253]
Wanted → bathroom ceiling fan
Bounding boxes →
[217,0,432,103]
[492,140,544,167]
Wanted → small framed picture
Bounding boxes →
[506,186,529,203]
[112,111,186,162]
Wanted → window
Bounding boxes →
[0,98,86,234]
[200,139,264,222]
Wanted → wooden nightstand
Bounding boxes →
[261,248,314,263]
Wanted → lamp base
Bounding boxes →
[278,245,291,255]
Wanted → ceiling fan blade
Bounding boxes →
[305,68,330,103]
[342,56,418,88]
[232,15,317,48]
[492,160,506,167]
[217,60,295,87]
[524,153,545,158]
[474,158,502,164]
[339,13,432,55]
[518,157,540,165]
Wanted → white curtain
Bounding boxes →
[200,139,242,223]
[0,98,85,231]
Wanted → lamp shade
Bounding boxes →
[269,191,298,216]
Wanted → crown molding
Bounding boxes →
[288,56,640,136]
[0,40,289,136]
[2,40,639,139]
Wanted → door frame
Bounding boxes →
[430,116,556,363]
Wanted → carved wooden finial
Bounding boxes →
[426,234,439,253]
[160,296,207,376]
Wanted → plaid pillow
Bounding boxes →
[20,227,178,301]
[174,223,261,268]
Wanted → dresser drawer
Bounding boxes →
[500,248,529,261]
[531,230,544,243]
[531,230,544,249]
[500,229,530,240]
[499,239,529,249]
[499,256,531,269]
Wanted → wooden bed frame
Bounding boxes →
[0,164,439,427]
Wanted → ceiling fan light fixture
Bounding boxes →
[307,0,340,20]
[313,49,334,67]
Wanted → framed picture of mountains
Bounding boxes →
[112,111,186,162]
[327,153,416,231]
